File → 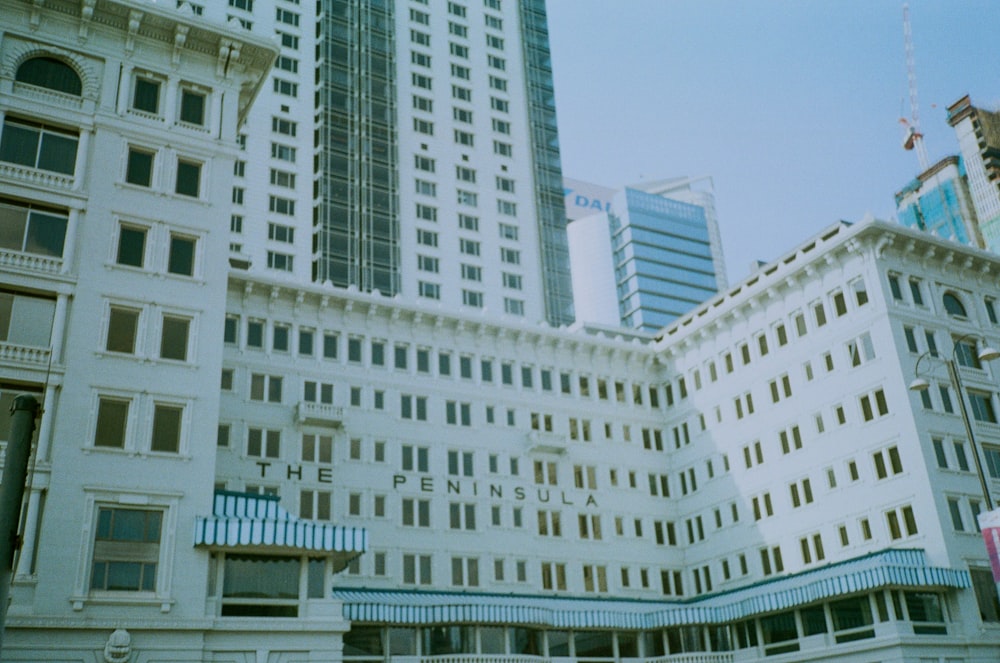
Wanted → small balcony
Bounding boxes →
[0,162,74,192]
[526,431,567,454]
[295,401,344,427]
[0,342,51,368]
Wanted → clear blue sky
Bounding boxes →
[547,0,1000,282]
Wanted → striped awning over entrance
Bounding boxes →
[333,548,967,628]
[194,490,368,555]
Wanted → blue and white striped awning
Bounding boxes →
[194,490,368,557]
[334,548,967,628]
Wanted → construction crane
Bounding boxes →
[901,2,930,171]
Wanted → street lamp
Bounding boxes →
[908,333,1000,510]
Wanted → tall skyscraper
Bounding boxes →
[894,155,983,247]
[566,177,727,332]
[947,94,1000,252]
[211,0,574,325]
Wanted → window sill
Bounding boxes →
[176,121,210,134]
[126,108,165,123]
[71,593,174,612]
[82,447,193,462]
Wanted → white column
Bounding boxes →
[13,488,43,579]
[72,128,91,192]
[116,64,134,115]
[163,74,179,126]
[49,294,69,365]
[61,208,80,273]
[34,384,58,463]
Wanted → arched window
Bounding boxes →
[943,292,967,318]
[15,56,82,96]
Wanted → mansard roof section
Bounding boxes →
[18,0,277,121]
[652,217,1000,355]
[228,274,660,367]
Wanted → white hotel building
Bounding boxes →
[2,0,1000,661]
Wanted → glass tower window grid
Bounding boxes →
[518,0,574,326]
[314,1,400,296]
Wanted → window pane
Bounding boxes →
[151,404,182,452]
[175,160,200,197]
[117,227,146,267]
[37,131,78,174]
[223,554,299,599]
[126,149,153,186]
[25,210,67,257]
[94,398,128,448]
[133,78,160,112]
[0,202,27,251]
[180,90,205,125]
[106,307,139,353]
[168,236,195,276]
[0,122,40,167]
[160,316,189,361]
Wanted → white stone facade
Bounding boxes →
[3,1,1000,662]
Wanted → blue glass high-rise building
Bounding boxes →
[567,177,727,333]
[894,156,982,247]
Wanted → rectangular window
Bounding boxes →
[460,263,481,281]
[271,142,296,162]
[94,397,129,448]
[90,507,161,592]
[416,229,438,247]
[909,278,924,305]
[272,78,298,97]
[132,77,161,114]
[274,56,298,74]
[106,306,140,354]
[969,391,997,423]
[266,251,293,272]
[986,297,998,325]
[247,428,280,458]
[150,403,183,453]
[459,238,480,256]
[456,165,476,183]
[462,290,483,308]
[116,224,147,268]
[502,272,523,290]
[175,159,201,197]
[179,88,206,126]
[416,204,437,222]
[126,148,154,186]
[160,315,190,361]
[413,257,440,279]
[457,189,477,206]
[168,234,196,276]
[415,179,437,197]
[500,248,520,265]
[1,118,79,175]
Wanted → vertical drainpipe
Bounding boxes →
[0,395,40,653]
